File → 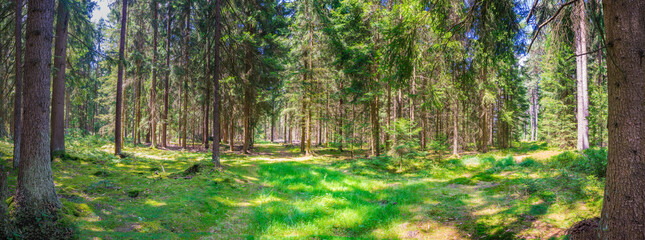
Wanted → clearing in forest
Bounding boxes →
[0,138,603,239]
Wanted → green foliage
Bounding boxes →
[538,34,577,148]
[386,118,421,158]
[547,148,607,178]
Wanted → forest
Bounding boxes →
[0,0,643,239]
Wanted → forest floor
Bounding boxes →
[0,136,604,239]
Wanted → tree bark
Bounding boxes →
[452,97,459,156]
[229,104,235,151]
[598,0,645,238]
[16,0,61,230]
[115,0,128,155]
[370,95,380,156]
[574,0,589,151]
[51,0,69,156]
[162,3,171,148]
[212,0,222,167]
[181,2,191,149]
[13,0,23,169]
[150,0,159,148]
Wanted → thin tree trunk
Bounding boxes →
[212,0,222,167]
[229,105,234,151]
[16,0,62,231]
[13,0,23,168]
[150,0,159,148]
[204,20,210,149]
[181,4,190,149]
[115,0,128,155]
[51,0,69,156]
[162,3,171,148]
[452,97,459,156]
[370,95,380,156]
[598,1,645,238]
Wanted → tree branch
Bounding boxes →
[527,0,577,53]
[526,0,539,24]
[566,45,606,61]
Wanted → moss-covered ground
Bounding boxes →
[0,137,604,239]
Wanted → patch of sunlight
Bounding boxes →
[85,226,105,232]
[326,207,364,228]
[287,183,314,192]
[133,152,168,160]
[241,175,259,182]
[253,194,282,205]
[253,155,315,162]
[311,194,349,209]
[319,180,350,192]
[472,205,504,216]
[529,150,562,160]
[144,199,167,207]
[211,196,251,207]
[85,215,101,222]
[263,222,321,237]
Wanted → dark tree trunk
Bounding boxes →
[162,3,171,148]
[51,0,69,156]
[16,0,62,232]
[115,0,128,155]
[13,0,23,169]
[370,96,380,156]
[229,105,235,151]
[598,0,645,239]
[212,0,222,167]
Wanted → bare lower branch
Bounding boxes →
[566,45,606,61]
[526,0,539,24]
[527,0,577,53]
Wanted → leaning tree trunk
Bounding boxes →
[598,0,645,239]
[15,0,62,234]
[212,0,222,167]
[13,0,23,169]
[115,0,128,155]
[574,0,589,151]
[51,0,69,156]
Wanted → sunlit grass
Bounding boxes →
[0,138,603,239]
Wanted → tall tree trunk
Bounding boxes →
[13,0,23,168]
[162,4,171,148]
[51,0,69,156]
[0,165,7,237]
[385,84,391,151]
[212,0,222,167]
[575,0,589,151]
[181,2,191,149]
[16,0,62,232]
[115,0,128,155]
[204,20,210,149]
[370,96,380,156]
[598,0,645,238]
[271,115,275,143]
[135,63,142,144]
[229,104,235,151]
[150,0,159,148]
[283,114,287,143]
[452,97,459,156]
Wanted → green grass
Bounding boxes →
[0,138,603,239]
